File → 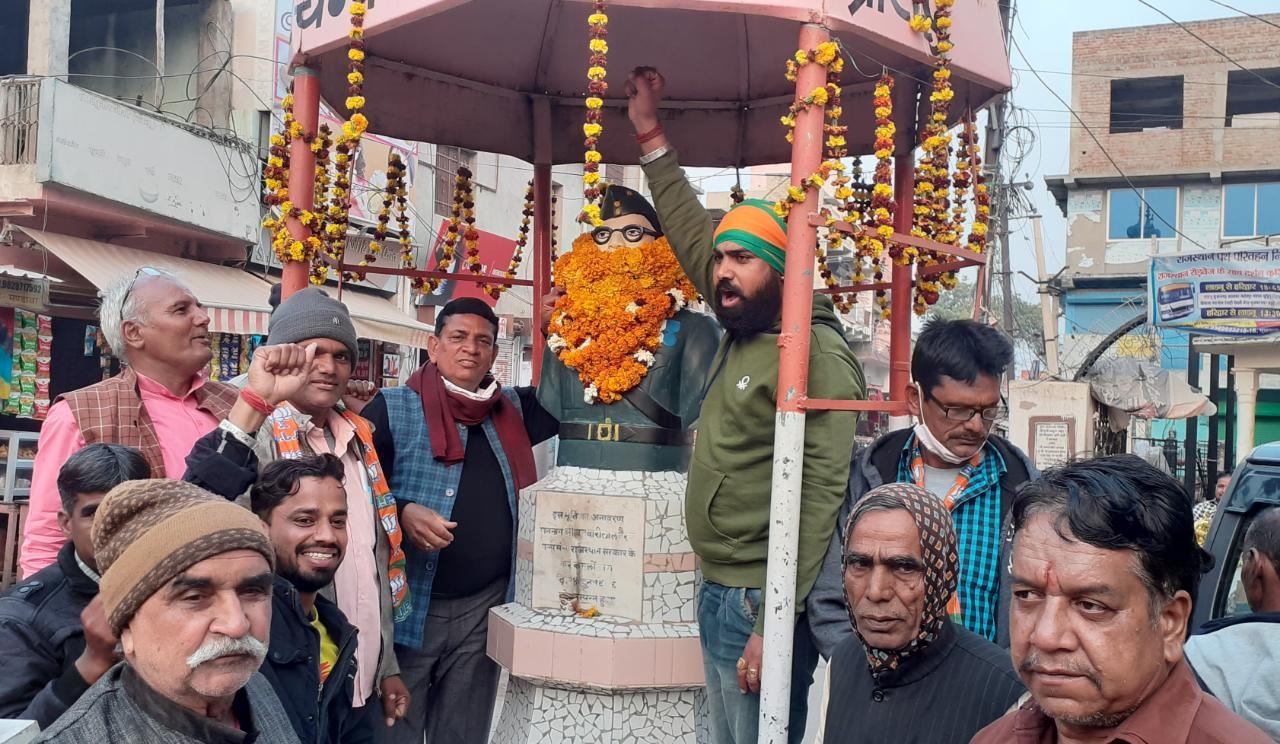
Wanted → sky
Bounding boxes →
[691,0,1280,301]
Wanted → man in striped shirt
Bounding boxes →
[809,319,1036,657]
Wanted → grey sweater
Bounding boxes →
[1185,613,1280,741]
[34,663,299,743]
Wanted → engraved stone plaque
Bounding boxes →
[531,491,646,620]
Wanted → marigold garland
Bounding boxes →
[909,0,957,314]
[866,73,896,319]
[312,0,371,285]
[579,2,609,226]
[420,169,468,295]
[816,54,853,314]
[774,41,843,222]
[262,94,324,268]
[485,181,534,299]
[547,234,697,404]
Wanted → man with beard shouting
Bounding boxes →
[627,67,866,744]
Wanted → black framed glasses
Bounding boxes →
[120,267,164,324]
[590,224,660,245]
[925,395,1007,423]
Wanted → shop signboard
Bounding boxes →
[0,275,47,313]
[1149,248,1280,337]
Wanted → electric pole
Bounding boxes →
[985,0,1016,383]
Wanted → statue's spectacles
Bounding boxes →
[591,225,660,245]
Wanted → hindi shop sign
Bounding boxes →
[1149,248,1280,337]
[0,275,48,312]
[531,491,646,621]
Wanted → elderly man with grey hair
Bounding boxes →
[20,267,239,577]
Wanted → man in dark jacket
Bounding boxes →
[250,454,377,744]
[0,443,148,728]
[809,318,1036,657]
[182,344,378,743]
[819,483,1024,744]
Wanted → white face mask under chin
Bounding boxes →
[912,422,972,466]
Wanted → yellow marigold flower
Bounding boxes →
[345,96,366,111]
[814,42,838,66]
[874,207,891,222]
[936,16,952,29]
[585,96,603,110]
[269,134,286,148]
[350,2,367,15]
[972,222,988,236]
[289,122,304,138]
[832,58,844,73]
[936,0,955,8]
[772,202,789,219]
[589,38,608,53]
[829,106,843,119]
[347,71,364,86]
[584,150,602,163]
[268,156,284,169]
[351,113,369,131]
[810,87,829,106]
[935,67,952,81]
[787,186,806,203]
[583,122,603,137]
[877,225,894,240]
[299,212,315,226]
[937,40,954,53]
[909,15,932,32]
[794,50,809,65]
[874,85,890,98]
[583,172,600,185]
[348,49,366,62]
[780,114,795,128]
[874,148,892,160]
[587,12,608,26]
[835,187,853,201]
[805,174,825,189]
[826,135,846,149]
[873,183,893,199]
[587,66,607,81]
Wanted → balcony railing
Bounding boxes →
[0,78,39,166]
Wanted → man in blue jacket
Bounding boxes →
[809,318,1036,656]
[0,443,148,728]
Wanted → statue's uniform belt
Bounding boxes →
[558,421,694,446]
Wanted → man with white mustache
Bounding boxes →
[34,478,298,743]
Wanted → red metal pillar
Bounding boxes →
[888,122,916,404]
[530,97,553,385]
[532,163,552,385]
[760,22,829,744]
[283,67,320,299]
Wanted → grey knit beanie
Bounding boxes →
[267,287,358,360]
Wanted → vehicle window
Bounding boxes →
[1215,511,1254,619]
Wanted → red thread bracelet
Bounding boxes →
[239,388,276,416]
[634,124,664,144]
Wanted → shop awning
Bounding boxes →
[3,227,433,349]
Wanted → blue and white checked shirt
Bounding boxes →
[897,433,1008,641]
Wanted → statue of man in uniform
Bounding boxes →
[539,184,720,472]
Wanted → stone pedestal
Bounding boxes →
[488,467,708,744]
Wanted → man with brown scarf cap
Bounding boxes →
[817,483,1024,744]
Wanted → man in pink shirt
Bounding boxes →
[184,287,411,733]
[20,268,237,576]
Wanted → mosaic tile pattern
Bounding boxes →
[493,676,708,744]
[492,466,708,742]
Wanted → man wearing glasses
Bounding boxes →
[20,268,238,576]
[809,318,1037,657]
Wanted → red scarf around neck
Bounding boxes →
[406,362,537,490]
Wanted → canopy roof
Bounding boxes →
[292,0,1012,167]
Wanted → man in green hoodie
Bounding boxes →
[626,67,865,744]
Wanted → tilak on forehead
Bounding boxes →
[843,482,960,676]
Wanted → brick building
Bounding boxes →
[1045,12,1280,450]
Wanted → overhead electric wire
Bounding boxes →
[1009,34,1212,252]
[1204,0,1280,30]
[1134,0,1280,91]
